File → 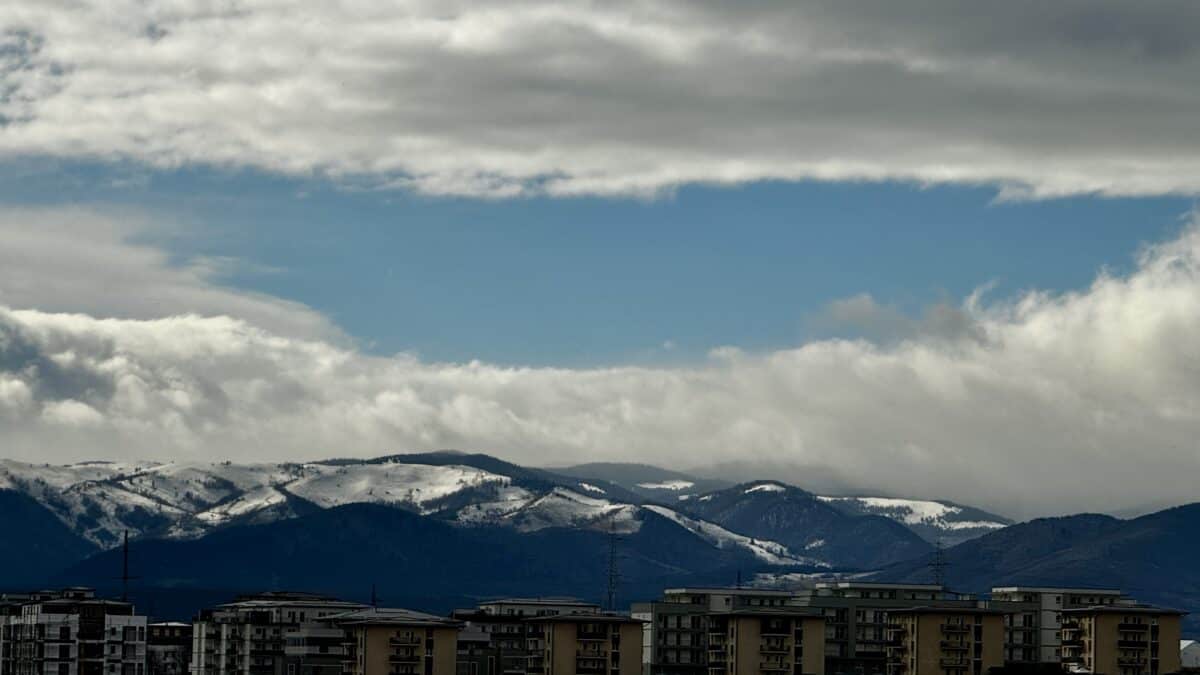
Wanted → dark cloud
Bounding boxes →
[1,1,1199,197]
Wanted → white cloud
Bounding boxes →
[3,217,1200,518]
[0,206,341,340]
[2,1,1200,198]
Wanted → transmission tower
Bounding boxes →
[929,538,949,588]
[605,517,621,611]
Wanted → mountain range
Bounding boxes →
[3,452,1198,632]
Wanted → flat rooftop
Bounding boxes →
[663,587,797,596]
[991,587,1124,595]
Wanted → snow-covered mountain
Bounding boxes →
[0,455,830,570]
[551,462,1011,546]
[816,495,1011,546]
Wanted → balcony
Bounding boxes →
[1061,639,1083,647]
[1061,657,1084,664]
[760,646,790,655]
[1118,658,1147,667]
[1118,624,1148,632]
[389,654,421,664]
[1118,640,1148,648]
[390,637,421,646]
[940,642,969,651]
[939,660,970,669]
[759,662,791,672]
[941,625,970,634]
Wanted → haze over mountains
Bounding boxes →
[3,451,1199,630]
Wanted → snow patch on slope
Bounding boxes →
[745,483,786,494]
[577,482,606,494]
[817,496,1007,533]
[643,505,828,567]
[508,488,641,533]
[288,463,511,514]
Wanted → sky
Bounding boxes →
[3,1,1200,519]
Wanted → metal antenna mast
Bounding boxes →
[119,531,140,603]
[929,538,949,588]
[605,517,621,611]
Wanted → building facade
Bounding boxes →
[789,584,982,675]
[327,608,459,675]
[989,587,1127,665]
[631,588,824,675]
[0,588,147,675]
[525,615,642,675]
[148,623,192,675]
[883,608,1003,675]
[451,599,601,675]
[1060,606,1182,675]
[190,592,366,675]
[704,610,824,675]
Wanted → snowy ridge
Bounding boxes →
[745,483,786,494]
[643,505,829,567]
[816,495,1009,542]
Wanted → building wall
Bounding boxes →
[618,624,642,675]
[798,618,824,675]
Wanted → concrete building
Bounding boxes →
[704,610,825,675]
[525,614,642,675]
[1179,640,1200,670]
[883,608,1003,675]
[1060,606,1183,675]
[190,592,366,675]
[631,588,825,675]
[790,583,981,675]
[148,623,192,675]
[632,588,801,675]
[325,608,459,675]
[0,588,147,675]
[451,599,601,675]
[989,587,1128,665]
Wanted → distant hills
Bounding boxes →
[871,506,1200,632]
[4,452,1200,631]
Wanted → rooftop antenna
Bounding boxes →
[605,516,621,612]
[929,538,949,589]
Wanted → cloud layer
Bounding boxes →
[3,213,1200,518]
[4,1,1200,197]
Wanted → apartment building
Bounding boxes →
[632,588,798,675]
[148,623,192,675]
[989,587,1127,665]
[0,588,147,675]
[704,610,824,675]
[789,583,981,675]
[1,596,30,675]
[325,607,459,675]
[451,599,601,675]
[1060,606,1183,675]
[190,592,366,675]
[525,614,642,675]
[883,608,1003,675]
[631,588,825,675]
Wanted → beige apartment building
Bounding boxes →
[989,587,1128,665]
[1060,606,1182,675]
[884,608,1003,675]
[525,614,642,675]
[704,610,825,675]
[328,607,460,675]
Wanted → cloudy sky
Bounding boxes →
[2,1,1200,519]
